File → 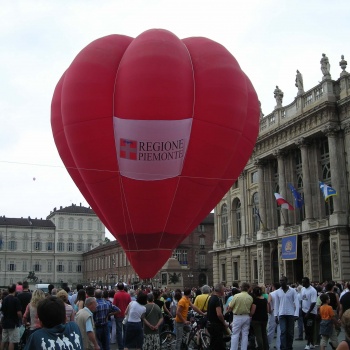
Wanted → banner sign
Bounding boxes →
[281,235,297,260]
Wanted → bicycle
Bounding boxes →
[183,311,211,350]
[160,330,176,349]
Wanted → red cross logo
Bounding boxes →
[120,139,137,160]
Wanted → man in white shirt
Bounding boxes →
[267,282,281,350]
[274,276,299,350]
[301,277,317,350]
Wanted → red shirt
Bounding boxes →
[113,290,132,318]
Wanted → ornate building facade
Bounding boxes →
[0,204,104,286]
[82,213,214,288]
[213,54,350,285]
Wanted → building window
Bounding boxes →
[233,261,239,281]
[67,243,74,252]
[34,261,41,272]
[48,261,52,272]
[22,261,27,272]
[68,261,73,273]
[304,93,313,106]
[315,86,323,100]
[199,254,206,269]
[251,171,258,184]
[76,263,82,273]
[23,239,28,250]
[199,236,205,248]
[34,242,42,251]
[77,242,83,252]
[8,241,17,251]
[252,192,260,234]
[57,242,65,252]
[175,250,188,265]
[232,198,242,239]
[68,218,74,230]
[253,260,258,280]
[8,262,16,271]
[46,242,53,251]
[87,219,93,230]
[78,219,83,230]
[57,262,64,272]
[58,217,64,229]
[221,204,228,242]
[197,225,205,233]
[221,263,226,282]
[97,221,102,231]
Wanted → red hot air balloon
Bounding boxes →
[51,29,260,278]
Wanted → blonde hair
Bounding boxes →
[56,289,69,303]
[30,289,45,307]
[342,309,350,338]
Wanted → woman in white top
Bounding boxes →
[124,291,147,350]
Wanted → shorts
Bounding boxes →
[2,327,20,343]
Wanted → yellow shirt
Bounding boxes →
[175,296,190,323]
[229,291,253,315]
[193,294,211,312]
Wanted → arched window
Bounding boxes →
[221,204,228,242]
[232,198,242,239]
[252,192,260,234]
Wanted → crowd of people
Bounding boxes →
[1,278,350,349]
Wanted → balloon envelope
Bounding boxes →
[51,29,260,278]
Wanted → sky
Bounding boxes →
[0,0,349,240]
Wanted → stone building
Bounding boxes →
[213,54,350,285]
[82,213,214,288]
[0,204,104,286]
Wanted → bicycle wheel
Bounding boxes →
[160,331,176,350]
[200,332,210,350]
[187,333,198,350]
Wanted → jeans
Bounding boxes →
[279,315,295,350]
[297,308,304,338]
[115,317,125,349]
[96,325,110,350]
[302,312,316,345]
[175,322,184,350]
[267,313,280,349]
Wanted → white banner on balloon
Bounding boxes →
[113,117,192,180]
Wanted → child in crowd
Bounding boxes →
[318,293,339,350]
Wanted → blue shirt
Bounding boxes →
[93,299,120,326]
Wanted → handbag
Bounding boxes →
[123,301,133,325]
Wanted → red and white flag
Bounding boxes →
[274,193,294,210]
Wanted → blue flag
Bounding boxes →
[319,181,337,201]
[288,183,304,209]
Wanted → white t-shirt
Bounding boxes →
[301,286,317,314]
[127,301,146,322]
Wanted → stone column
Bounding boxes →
[295,138,313,219]
[302,237,311,279]
[239,171,247,237]
[323,126,344,213]
[278,241,285,277]
[255,159,267,231]
[274,149,288,225]
[329,230,340,281]
[340,228,350,280]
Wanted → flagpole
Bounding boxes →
[281,209,287,225]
